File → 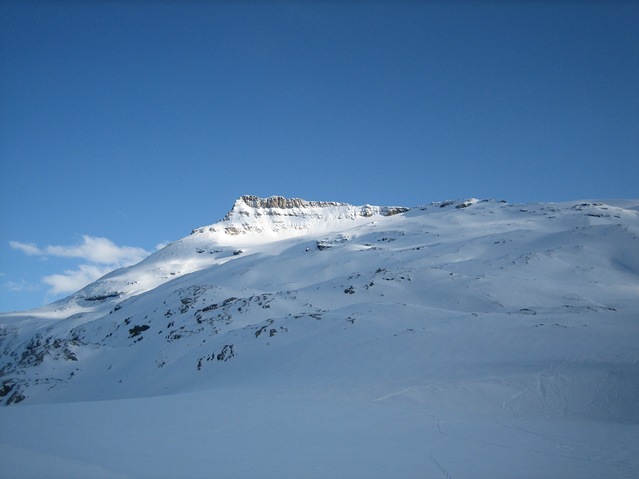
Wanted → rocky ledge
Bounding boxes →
[229,195,409,217]
[192,196,410,235]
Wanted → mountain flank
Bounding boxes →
[1,196,638,418]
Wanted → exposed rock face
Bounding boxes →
[192,195,410,236]
[230,195,409,218]
[236,195,347,210]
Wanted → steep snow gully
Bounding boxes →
[1,195,638,478]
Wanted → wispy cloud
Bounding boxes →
[42,264,115,296]
[3,279,41,293]
[9,241,41,256]
[155,242,169,251]
[9,235,151,296]
[10,235,149,265]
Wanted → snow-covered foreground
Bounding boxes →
[2,383,637,479]
[1,196,638,477]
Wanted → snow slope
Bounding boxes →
[1,195,638,478]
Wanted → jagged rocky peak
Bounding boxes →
[236,195,347,210]
[192,195,410,236]
[226,195,410,221]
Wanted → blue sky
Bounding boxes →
[1,1,638,312]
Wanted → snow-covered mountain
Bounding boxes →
[1,195,638,478]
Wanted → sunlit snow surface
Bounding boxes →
[1,197,638,478]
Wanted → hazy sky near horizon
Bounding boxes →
[1,1,638,311]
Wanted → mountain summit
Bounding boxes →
[192,195,410,237]
[1,196,638,477]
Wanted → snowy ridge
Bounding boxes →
[192,194,410,238]
[1,196,638,478]
[16,196,410,319]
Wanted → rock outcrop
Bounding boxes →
[192,195,410,236]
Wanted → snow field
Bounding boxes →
[1,197,638,477]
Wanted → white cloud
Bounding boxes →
[9,241,42,256]
[42,264,114,296]
[9,235,151,296]
[10,235,149,265]
[155,242,169,251]
[4,279,41,293]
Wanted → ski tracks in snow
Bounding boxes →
[373,386,453,478]
[428,443,453,479]
[372,386,417,402]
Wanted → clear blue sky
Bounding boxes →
[1,1,638,312]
